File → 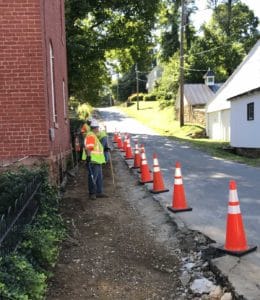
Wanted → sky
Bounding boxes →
[192,0,260,30]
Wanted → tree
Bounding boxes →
[186,0,259,82]
[65,0,160,104]
[159,2,180,61]
[117,66,147,102]
[157,0,196,62]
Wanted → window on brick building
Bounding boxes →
[49,42,58,124]
[63,79,67,121]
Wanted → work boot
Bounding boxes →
[96,193,108,198]
[89,194,96,200]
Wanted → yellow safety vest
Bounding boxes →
[85,132,105,164]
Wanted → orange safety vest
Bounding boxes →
[84,132,105,164]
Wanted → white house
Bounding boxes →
[146,65,163,93]
[228,88,260,148]
[206,39,260,141]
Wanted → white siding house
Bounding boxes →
[206,39,260,141]
[146,65,163,93]
[228,89,260,148]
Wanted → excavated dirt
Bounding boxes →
[47,148,231,300]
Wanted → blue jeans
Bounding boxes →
[87,163,103,195]
[100,136,109,163]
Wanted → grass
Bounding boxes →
[118,101,260,167]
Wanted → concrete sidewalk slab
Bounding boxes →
[211,253,260,299]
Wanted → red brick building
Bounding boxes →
[0,0,71,183]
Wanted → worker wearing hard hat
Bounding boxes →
[81,116,93,138]
[96,123,110,163]
[84,118,108,200]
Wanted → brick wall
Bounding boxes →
[0,0,70,182]
[42,0,70,156]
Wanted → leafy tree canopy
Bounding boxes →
[186,0,259,83]
[65,0,160,104]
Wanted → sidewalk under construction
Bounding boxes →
[47,147,237,299]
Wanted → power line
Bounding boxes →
[181,42,233,58]
[180,66,208,72]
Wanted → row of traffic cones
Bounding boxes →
[112,130,257,256]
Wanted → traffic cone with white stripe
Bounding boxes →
[167,162,192,213]
[218,180,257,256]
[122,133,128,152]
[132,140,141,169]
[150,154,169,194]
[113,130,118,143]
[125,138,134,160]
[139,151,153,184]
[138,145,149,173]
[117,133,123,150]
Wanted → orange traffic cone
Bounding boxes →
[125,138,134,160]
[167,162,192,213]
[122,133,128,152]
[138,144,148,173]
[117,133,123,150]
[150,154,169,194]
[139,152,153,184]
[132,141,141,169]
[113,130,118,143]
[140,144,145,154]
[218,180,257,256]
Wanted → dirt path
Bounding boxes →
[47,149,230,300]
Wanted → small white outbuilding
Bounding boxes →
[206,39,260,142]
[228,88,260,148]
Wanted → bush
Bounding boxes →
[70,118,84,135]
[0,254,47,300]
[143,93,157,101]
[0,169,65,299]
[19,181,65,268]
[127,93,145,102]
[0,167,45,215]
[76,103,92,120]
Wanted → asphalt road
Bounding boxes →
[98,106,260,299]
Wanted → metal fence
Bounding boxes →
[0,175,42,256]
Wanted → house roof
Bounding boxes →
[184,84,215,105]
[206,39,260,113]
[203,68,215,78]
[227,86,260,101]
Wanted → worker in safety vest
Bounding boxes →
[81,116,93,138]
[80,117,92,160]
[84,118,108,200]
[96,123,110,163]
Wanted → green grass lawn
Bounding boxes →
[118,101,260,167]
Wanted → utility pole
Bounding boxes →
[179,0,185,127]
[135,64,140,110]
[116,73,119,103]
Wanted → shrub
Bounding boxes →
[0,168,65,299]
[76,103,92,120]
[0,255,47,300]
[127,93,145,102]
[0,167,45,215]
[19,182,65,269]
[143,93,157,101]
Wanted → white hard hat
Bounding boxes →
[90,118,99,128]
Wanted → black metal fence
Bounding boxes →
[0,175,42,256]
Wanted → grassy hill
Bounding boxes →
[118,101,260,167]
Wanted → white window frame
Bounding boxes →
[49,42,58,124]
[63,79,67,121]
